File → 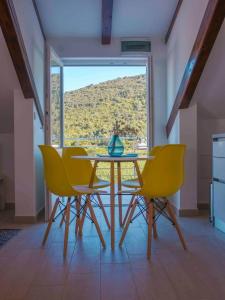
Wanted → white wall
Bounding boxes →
[11,0,46,217]
[14,89,45,218]
[192,20,225,119]
[166,0,209,210]
[166,0,209,119]
[50,36,168,145]
[190,17,225,206]
[14,89,35,217]
[180,104,198,210]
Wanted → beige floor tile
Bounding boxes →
[24,285,64,300]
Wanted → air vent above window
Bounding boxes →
[121,40,151,54]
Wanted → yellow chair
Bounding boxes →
[39,145,106,256]
[62,147,110,230]
[122,146,163,189]
[122,145,163,226]
[119,144,187,259]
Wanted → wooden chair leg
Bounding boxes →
[152,204,158,239]
[166,200,187,250]
[122,194,135,226]
[87,196,106,248]
[96,193,110,230]
[64,201,71,257]
[119,198,137,246]
[147,200,153,259]
[42,197,60,245]
[75,196,81,235]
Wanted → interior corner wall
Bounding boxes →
[33,107,45,214]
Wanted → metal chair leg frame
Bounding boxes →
[79,198,88,236]
[75,196,81,235]
[60,197,71,227]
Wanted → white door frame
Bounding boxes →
[44,44,64,220]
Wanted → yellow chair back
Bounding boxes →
[62,147,97,186]
[142,145,163,178]
[140,144,186,198]
[39,145,75,197]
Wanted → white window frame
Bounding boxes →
[61,56,153,149]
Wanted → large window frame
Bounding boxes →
[45,54,153,218]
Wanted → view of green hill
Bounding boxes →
[63,74,147,146]
[50,73,147,178]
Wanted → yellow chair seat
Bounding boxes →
[122,178,140,189]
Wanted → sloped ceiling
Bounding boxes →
[35,0,178,38]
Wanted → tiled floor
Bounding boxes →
[1,203,225,300]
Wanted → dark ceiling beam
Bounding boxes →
[166,0,225,137]
[0,0,44,125]
[102,0,113,44]
[165,0,183,44]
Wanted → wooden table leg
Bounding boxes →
[133,160,143,186]
[117,161,123,227]
[89,161,98,188]
[110,162,115,249]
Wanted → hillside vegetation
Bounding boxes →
[51,74,147,178]
[62,74,147,145]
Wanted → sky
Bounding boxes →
[63,66,146,92]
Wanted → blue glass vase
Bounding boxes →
[108,134,124,157]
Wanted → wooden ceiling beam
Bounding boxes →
[0,0,44,125]
[165,0,183,44]
[166,0,225,137]
[102,0,113,44]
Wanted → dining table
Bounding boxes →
[72,154,154,249]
